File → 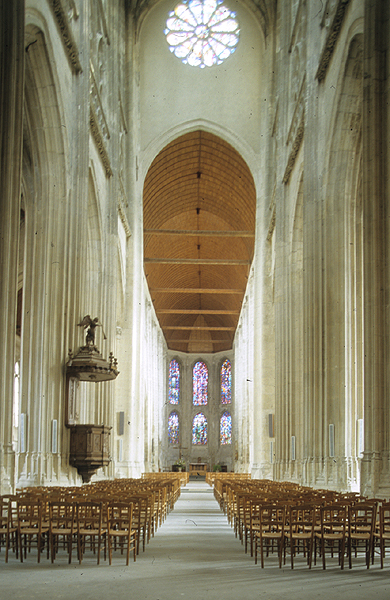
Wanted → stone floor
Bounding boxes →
[1,480,390,600]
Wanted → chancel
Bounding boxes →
[1,0,390,595]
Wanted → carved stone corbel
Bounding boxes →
[49,0,82,73]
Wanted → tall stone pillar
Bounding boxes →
[302,8,324,487]
[361,0,387,496]
[0,0,25,493]
[128,187,145,476]
[274,193,290,481]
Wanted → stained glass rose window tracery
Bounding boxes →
[164,0,240,68]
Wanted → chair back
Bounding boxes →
[259,504,285,535]
[288,503,317,537]
[17,500,44,531]
[378,502,390,535]
[107,501,133,533]
[49,501,76,532]
[0,497,13,531]
[76,501,103,533]
[320,504,347,536]
[348,502,377,536]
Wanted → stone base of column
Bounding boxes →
[360,451,383,497]
[0,444,15,494]
[375,451,390,499]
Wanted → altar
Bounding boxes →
[189,463,208,475]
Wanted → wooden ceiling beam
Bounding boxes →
[166,339,231,343]
[145,258,250,265]
[164,326,236,331]
[144,229,255,237]
[150,287,243,294]
[156,309,240,315]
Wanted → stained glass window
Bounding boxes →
[164,0,240,69]
[220,358,232,404]
[192,412,207,444]
[193,361,208,405]
[169,359,180,404]
[168,411,180,444]
[220,411,232,445]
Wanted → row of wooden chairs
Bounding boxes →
[210,475,390,569]
[251,501,386,570]
[15,498,136,565]
[0,474,184,564]
[0,496,140,565]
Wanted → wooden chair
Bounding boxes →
[76,501,106,564]
[287,503,317,569]
[107,501,136,565]
[242,494,255,554]
[17,499,49,563]
[373,502,390,568]
[226,486,237,529]
[244,497,263,557]
[315,504,347,569]
[0,496,18,562]
[149,490,160,538]
[49,501,76,563]
[236,491,252,544]
[130,494,152,554]
[347,502,376,569]
[254,504,285,568]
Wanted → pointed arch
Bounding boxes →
[19,20,69,484]
[143,129,257,354]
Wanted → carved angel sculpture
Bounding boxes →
[77,315,107,347]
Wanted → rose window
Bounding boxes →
[164,0,240,68]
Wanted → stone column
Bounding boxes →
[361,0,387,496]
[274,191,290,481]
[302,6,325,487]
[0,0,25,493]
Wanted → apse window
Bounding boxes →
[192,412,208,444]
[168,359,180,404]
[168,411,180,444]
[220,411,232,445]
[164,0,240,68]
[193,361,208,405]
[220,358,232,404]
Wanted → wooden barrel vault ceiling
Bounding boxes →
[143,130,256,354]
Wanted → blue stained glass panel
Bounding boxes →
[168,412,180,444]
[192,412,207,445]
[220,411,232,445]
[169,359,180,404]
[221,358,231,404]
[193,361,208,405]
